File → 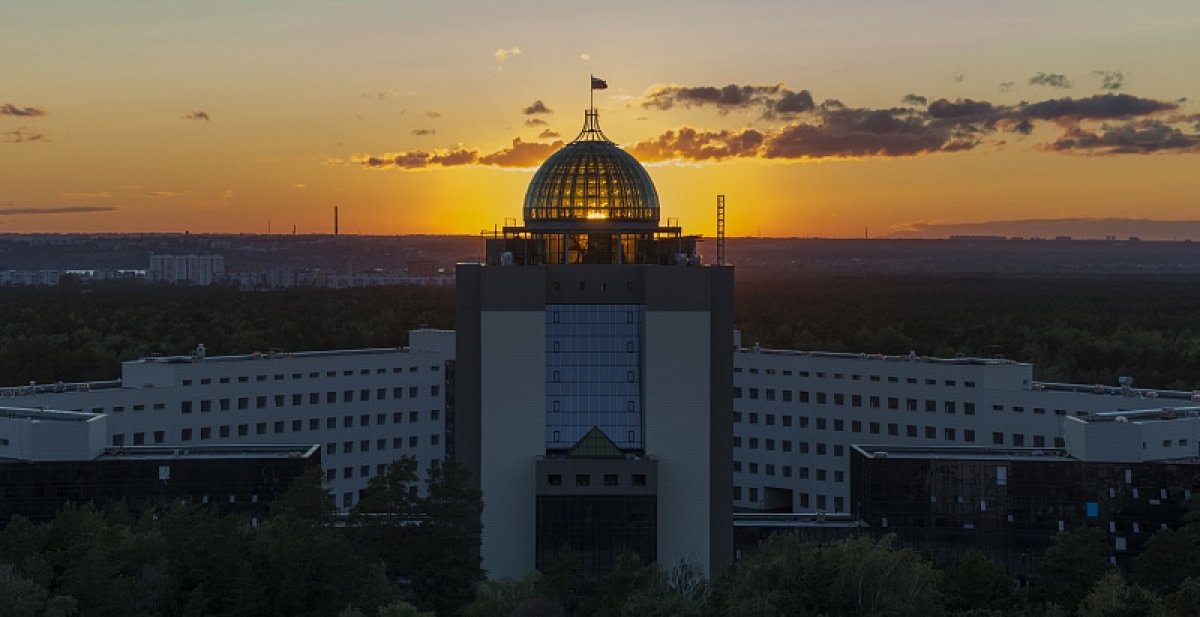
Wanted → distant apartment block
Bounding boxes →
[149,253,225,285]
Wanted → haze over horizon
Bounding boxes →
[3,1,1199,238]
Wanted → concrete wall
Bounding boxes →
[478,311,546,579]
[644,311,712,572]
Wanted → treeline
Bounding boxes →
[5,483,1200,616]
[0,457,480,617]
[4,274,1200,389]
[0,284,454,385]
[735,274,1200,390]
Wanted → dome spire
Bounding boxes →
[573,109,611,143]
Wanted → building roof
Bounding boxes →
[523,110,659,229]
[850,444,1075,462]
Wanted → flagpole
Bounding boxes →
[589,74,594,112]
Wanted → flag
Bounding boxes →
[591,76,608,90]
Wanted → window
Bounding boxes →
[181,401,192,414]
[944,428,956,441]
[749,413,759,425]
[153,431,164,444]
[361,439,370,452]
[360,414,370,426]
[274,395,285,407]
[393,387,403,399]
[256,396,267,409]
[782,415,792,427]
[887,423,898,436]
[817,393,827,404]
[869,396,880,409]
[783,390,793,402]
[327,392,337,403]
[906,425,917,438]
[925,426,936,439]
[238,397,248,410]
[834,445,844,457]
[361,389,370,401]
[1013,433,1025,447]
[906,399,917,411]
[603,474,618,486]
[631,474,646,486]
[766,414,775,426]
[309,418,319,430]
[964,429,976,443]
[291,420,302,432]
[181,429,192,441]
[749,438,759,450]
[833,393,844,406]
[833,419,844,431]
[782,441,792,452]
[816,418,826,430]
[377,413,387,425]
[851,394,862,407]
[816,443,827,455]
[256,422,266,435]
[944,401,956,414]
[816,469,827,481]
[327,417,336,429]
[869,422,880,435]
[343,390,354,402]
[834,470,845,483]
[344,416,354,428]
[964,402,976,415]
[575,474,590,487]
[200,427,212,440]
[851,420,862,433]
[238,424,248,437]
[924,400,936,413]
[219,399,230,411]
[273,421,284,433]
[798,441,809,454]
[220,425,231,438]
[993,432,1004,445]
[888,397,899,410]
[112,434,125,447]
[431,434,441,446]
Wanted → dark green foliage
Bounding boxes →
[710,534,944,617]
[1037,527,1113,610]
[1131,527,1200,596]
[942,551,1015,613]
[736,274,1200,390]
[0,285,453,385]
[352,457,484,616]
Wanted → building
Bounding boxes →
[0,405,319,522]
[730,345,1200,515]
[1,329,454,510]
[850,443,1200,577]
[455,109,734,578]
[149,253,225,285]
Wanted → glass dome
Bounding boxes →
[523,111,660,228]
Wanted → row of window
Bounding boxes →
[545,473,648,487]
[736,367,977,389]
[180,364,440,386]
[733,486,844,513]
[324,435,439,456]
[111,410,440,446]
[734,430,1062,450]
[734,461,846,483]
[734,390,1076,417]
[179,386,438,413]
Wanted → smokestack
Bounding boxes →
[335,206,340,235]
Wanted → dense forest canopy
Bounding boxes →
[3,274,1200,389]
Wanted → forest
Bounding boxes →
[3,464,1200,617]
[3,274,1200,389]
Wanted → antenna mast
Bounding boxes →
[716,194,727,265]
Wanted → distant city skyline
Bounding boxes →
[2,1,1199,238]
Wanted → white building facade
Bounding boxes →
[1,329,454,510]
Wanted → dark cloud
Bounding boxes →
[538,129,561,139]
[1045,119,1200,154]
[0,103,46,117]
[628,127,765,162]
[0,206,116,216]
[522,100,553,115]
[766,89,816,118]
[1018,93,1176,122]
[480,138,564,166]
[927,98,996,120]
[2,127,45,143]
[182,111,210,122]
[1094,70,1125,91]
[362,138,564,170]
[764,108,975,159]
[411,128,436,136]
[1028,73,1072,89]
[641,83,784,112]
[901,94,928,106]
[524,118,548,126]
[998,81,1015,93]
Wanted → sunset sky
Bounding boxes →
[3,1,1199,238]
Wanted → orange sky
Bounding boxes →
[2,1,1199,238]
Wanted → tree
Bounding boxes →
[942,551,1014,613]
[1131,527,1200,596]
[1075,572,1157,617]
[710,534,943,617]
[1037,527,1112,611]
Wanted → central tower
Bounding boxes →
[456,107,733,579]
